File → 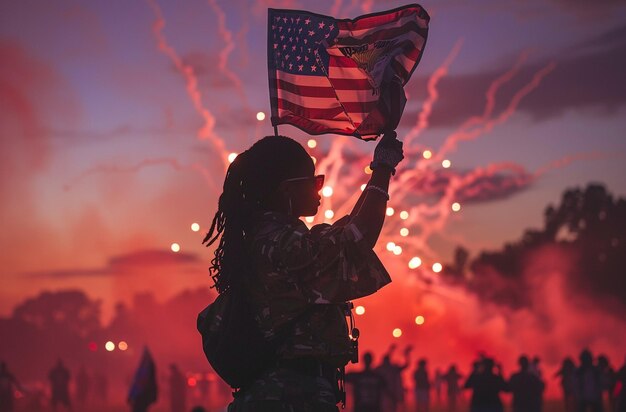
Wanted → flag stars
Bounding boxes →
[273,43,278,49]
[318,22,325,29]
[308,30,315,36]
[280,35,284,41]
[298,64,304,71]
[311,65,317,72]
[292,45,296,51]
[296,17,301,23]
[282,17,287,23]
[282,44,287,50]
[289,63,293,70]
[329,24,334,30]
[305,18,311,25]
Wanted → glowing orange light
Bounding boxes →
[322,186,333,197]
[305,216,314,223]
[187,377,197,387]
[118,341,128,351]
[393,245,402,255]
[256,111,266,121]
[171,243,180,252]
[400,228,409,237]
[392,328,402,338]
[228,152,238,163]
[400,210,409,220]
[423,150,432,159]
[386,207,395,216]
[432,262,443,273]
[191,223,200,232]
[360,184,367,191]
[307,139,317,148]
[408,257,422,269]
[364,165,373,174]
[451,202,461,212]
[355,305,365,315]
[105,341,115,352]
[386,242,396,252]
[324,210,334,219]
[415,315,425,325]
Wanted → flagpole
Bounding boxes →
[274,126,278,136]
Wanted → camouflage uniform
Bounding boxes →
[228,212,391,411]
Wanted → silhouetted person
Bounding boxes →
[530,356,543,379]
[508,355,545,412]
[169,364,187,412]
[375,344,411,412]
[413,358,431,412]
[598,355,616,412]
[0,362,21,412]
[556,357,577,412]
[128,348,158,412]
[464,358,507,412]
[443,364,463,412]
[202,133,403,410]
[346,352,387,412]
[75,366,90,406]
[48,359,72,411]
[575,349,603,412]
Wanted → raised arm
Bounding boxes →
[350,131,404,249]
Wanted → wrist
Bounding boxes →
[369,161,396,175]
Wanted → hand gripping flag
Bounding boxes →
[268,4,429,139]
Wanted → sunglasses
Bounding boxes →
[282,174,325,191]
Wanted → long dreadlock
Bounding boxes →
[202,136,314,294]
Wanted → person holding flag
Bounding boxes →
[128,347,158,412]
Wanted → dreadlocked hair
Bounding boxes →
[202,135,314,294]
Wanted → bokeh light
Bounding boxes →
[191,223,200,232]
[423,150,432,159]
[118,341,128,351]
[307,139,317,148]
[105,341,115,352]
[452,202,461,212]
[386,207,395,216]
[393,245,403,255]
[442,159,452,168]
[228,152,238,163]
[392,328,402,338]
[400,210,409,220]
[408,257,422,269]
[400,228,409,237]
[187,377,197,387]
[415,315,425,325]
[360,184,367,191]
[311,156,317,164]
[305,216,314,223]
[322,186,333,197]
[256,111,265,121]
[88,341,98,352]
[386,242,396,252]
[355,305,365,315]
[324,210,334,219]
[364,165,372,174]
[432,262,443,273]
[171,243,180,252]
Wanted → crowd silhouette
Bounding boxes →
[1,347,625,411]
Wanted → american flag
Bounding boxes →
[268,5,429,139]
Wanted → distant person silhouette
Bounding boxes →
[346,352,387,412]
[169,364,187,412]
[443,364,463,412]
[75,365,90,406]
[555,357,577,412]
[508,355,545,412]
[375,344,411,412]
[413,358,431,412]
[49,359,72,412]
[0,362,21,412]
[598,355,616,412]
[464,357,507,412]
[202,133,402,411]
[128,348,158,412]
[575,349,603,412]
[530,356,543,379]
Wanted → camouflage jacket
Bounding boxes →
[246,211,391,365]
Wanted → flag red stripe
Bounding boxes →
[336,6,427,31]
[271,72,373,91]
[278,97,378,117]
[336,22,426,47]
[271,78,337,98]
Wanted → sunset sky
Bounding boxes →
[2,0,626,385]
